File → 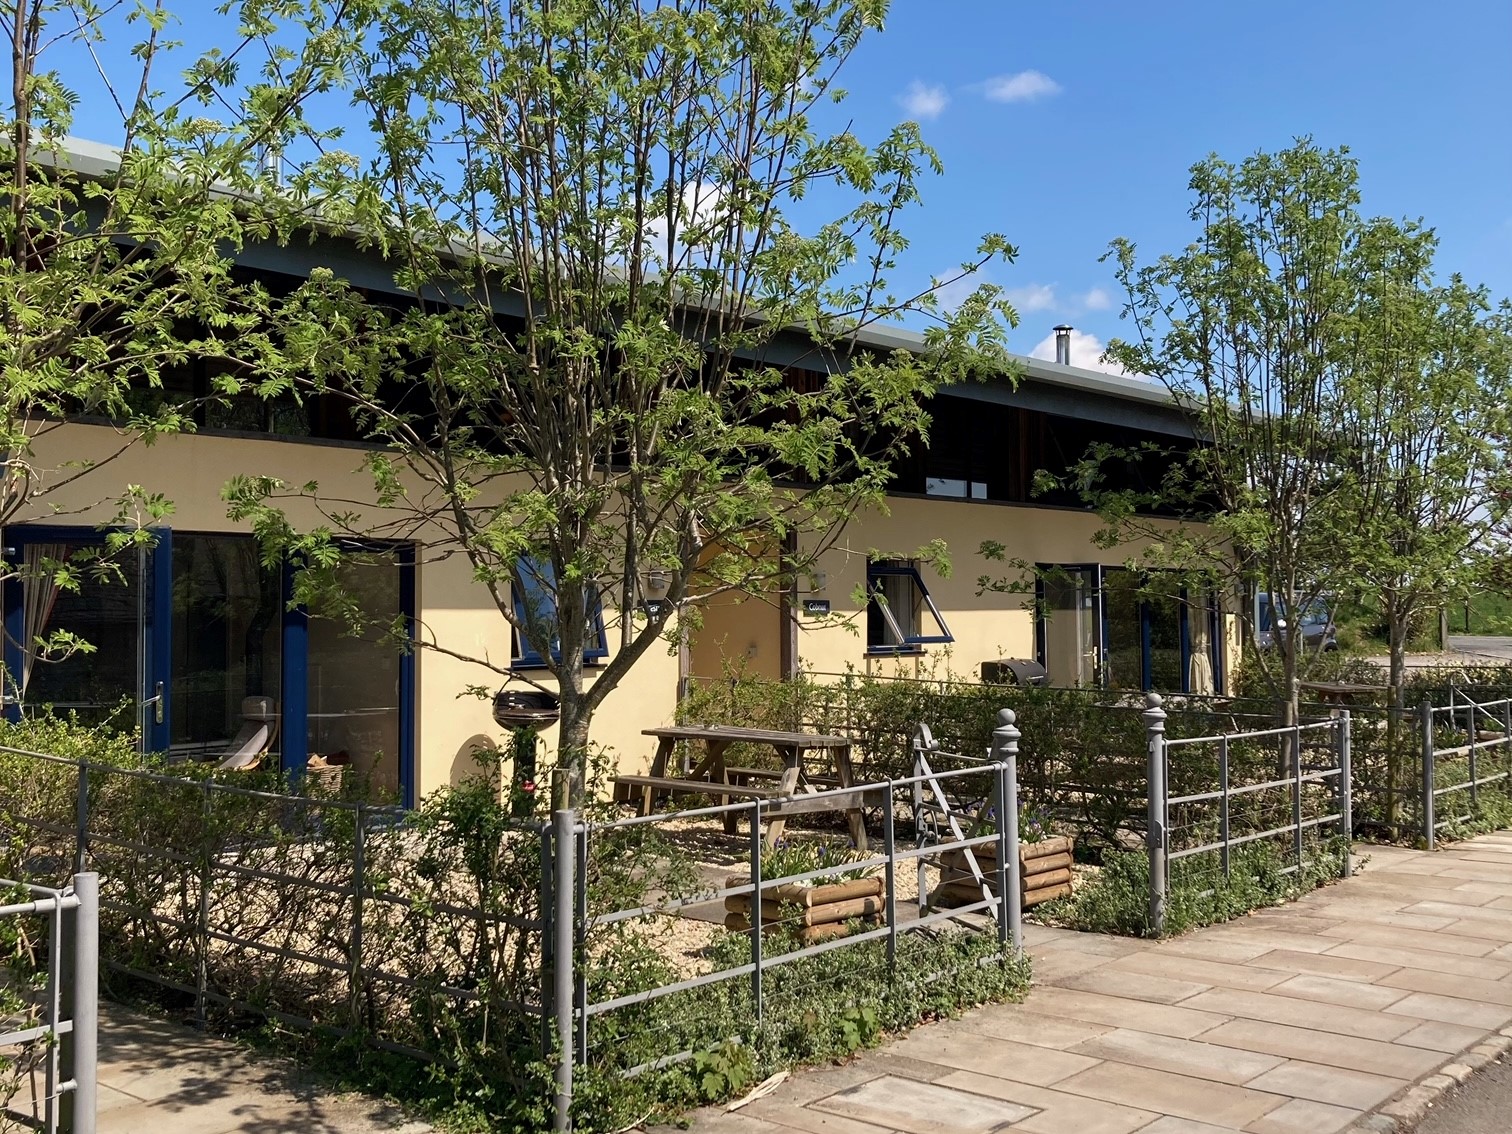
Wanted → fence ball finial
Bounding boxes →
[1142,691,1167,730]
[997,708,1016,728]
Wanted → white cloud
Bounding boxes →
[1081,286,1113,312]
[1005,283,1058,314]
[898,80,949,121]
[931,265,992,313]
[982,70,1062,104]
[1029,328,1138,378]
[643,181,726,266]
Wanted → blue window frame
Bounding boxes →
[866,560,953,654]
[5,525,417,807]
[2,525,172,751]
[511,555,609,668]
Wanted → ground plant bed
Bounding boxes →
[937,834,1074,908]
[723,872,884,942]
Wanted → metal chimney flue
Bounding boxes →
[1053,324,1073,366]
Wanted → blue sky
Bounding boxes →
[54,0,1512,373]
[829,0,1512,370]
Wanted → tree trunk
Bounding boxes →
[554,689,591,810]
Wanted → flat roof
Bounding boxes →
[50,135,1176,422]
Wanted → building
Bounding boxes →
[2,144,1231,803]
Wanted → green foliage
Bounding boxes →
[221,0,1019,790]
[760,839,876,882]
[0,2,374,611]
[688,1041,755,1103]
[632,930,1028,1120]
[1043,841,1349,938]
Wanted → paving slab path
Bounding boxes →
[684,834,1512,1134]
[83,1005,432,1134]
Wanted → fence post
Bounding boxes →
[538,820,554,1058]
[72,871,98,1134]
[575,822,588,1068]
[74,761,90,876]
[196,780,213,1028]
[748,799,763,1026]
[882,783,897,975]
[1219,736,1230,879]
[551,808,576,1133]
[1143,693,1168,937]
[1504,698,1512,794]
[1467,695,1479,811]
[1421,698,1436,849]
[991,709,1022,954]
[350,804,365,1028]
[1338,711,1353,879]
[1291,725,1304,871]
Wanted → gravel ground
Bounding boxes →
[632,811,1080,978]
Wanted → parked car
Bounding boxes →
[1255,592,1337,652]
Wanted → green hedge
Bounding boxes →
[0,714,1027,1132]
[681,663,1512,847]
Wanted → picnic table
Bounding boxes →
[615,725,871,850]
[1300,680,1388,707]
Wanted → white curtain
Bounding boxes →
[20,543,68,698]
[1188,601,1215,695]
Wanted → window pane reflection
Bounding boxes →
[306,554,403,797]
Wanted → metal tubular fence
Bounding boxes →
[1145,694,1352,936]
[0,745,549,1073]
[555,713,1025,1114]
[1421,689,1512,849]
[2,719,1026,1132]
[1,872,97,1134]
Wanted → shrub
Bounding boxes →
[1042,841,1349,938]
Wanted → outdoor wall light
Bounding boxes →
[641,568,672,618]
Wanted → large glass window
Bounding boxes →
[171,536,282,755]
[1102,569,1144,690]
[306,553,406,797]
[1040,568,1098,687]
[5,527,415,803]
[16,543,146,727]
[511,554,608,668]
[1147,578,1185,693]
[1037,565,1221,694]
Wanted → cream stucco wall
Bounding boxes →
[16,425,1230,798]
[13,423,682,796]
[685,494,1230,689]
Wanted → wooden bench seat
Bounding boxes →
[613,774,779,800]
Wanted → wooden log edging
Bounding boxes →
[722,872,884,939]
[938,834,1074,909]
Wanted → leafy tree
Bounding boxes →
[1101,140,1371,727]
[1333,242,1512,709]
[223,0,1015,801]
[0,0,365,691]
[1101,139,1512,764]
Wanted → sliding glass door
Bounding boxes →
[3,528,171,750]
[1101,569,1145,691]
[1037,564,1220,694]
[5,528,415,804]
[1040,568,1099,687]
